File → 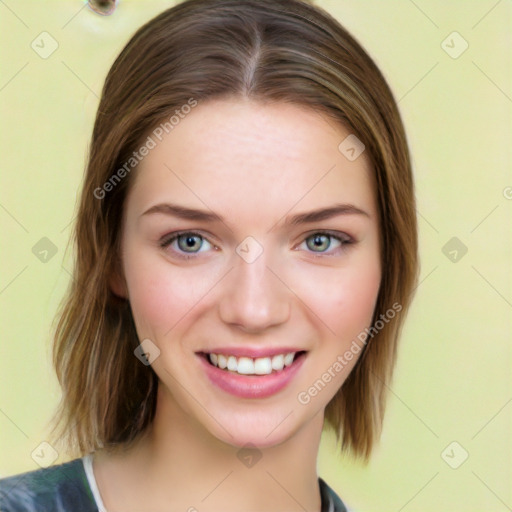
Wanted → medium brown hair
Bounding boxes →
[48,0,419,461]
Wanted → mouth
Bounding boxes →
[198,350,307,376]
[196,349,307,399]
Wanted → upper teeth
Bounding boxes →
[208,352,296,375]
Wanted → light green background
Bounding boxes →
[1,1,510,510]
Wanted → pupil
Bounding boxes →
[311,234,329,251]
[180,234,201,251]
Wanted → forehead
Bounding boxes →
[127,99,376,223]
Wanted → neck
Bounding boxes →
[119,383,325,512]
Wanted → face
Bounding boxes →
[113,99,381,449]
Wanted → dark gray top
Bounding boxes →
[0,458,347,511]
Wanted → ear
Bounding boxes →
[109,263,128,299]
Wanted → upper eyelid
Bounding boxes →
[160,230,213,243]
[160,229,351,241]
[302,229,352,241]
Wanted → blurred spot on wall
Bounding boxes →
[88,0,117,16]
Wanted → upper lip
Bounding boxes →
[197,347,306,358]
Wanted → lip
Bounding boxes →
[197,351,307,399]
[197,346,303,358]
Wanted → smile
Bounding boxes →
[207,351,301,375]
[197,350,307,399]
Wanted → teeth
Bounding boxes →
[254,357,272,375]
[227,356,237,371]
[271,354,284,371]
[284,353,295,366]
[237,357,255,375]
[207,352,297,375]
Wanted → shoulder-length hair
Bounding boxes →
[48,0,418,461]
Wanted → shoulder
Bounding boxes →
[319,477,348,512]
[0,458,97,512]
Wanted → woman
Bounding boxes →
[0,0,418,510]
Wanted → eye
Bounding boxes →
[160,231,214,258]
[300,231,352,255]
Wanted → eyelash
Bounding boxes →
[159,230,354,260]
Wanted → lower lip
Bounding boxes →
[198,353,306,399]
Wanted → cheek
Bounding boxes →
[294,257,381,338]
[123,254,206,336]
[338,265,381,327]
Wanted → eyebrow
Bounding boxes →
[141,202,370,225]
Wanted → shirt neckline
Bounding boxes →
[81,454,338,512]
[82,454,108,512]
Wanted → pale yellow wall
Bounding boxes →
[1,1,510,510]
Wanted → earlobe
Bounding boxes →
[109,266,128,299]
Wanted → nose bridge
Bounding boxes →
[218,240,290,331]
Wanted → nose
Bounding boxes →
[218,247,291,333]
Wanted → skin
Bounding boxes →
[94,98,381,512]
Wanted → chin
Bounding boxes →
[216,427,291,451]
[204,406,316,451]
